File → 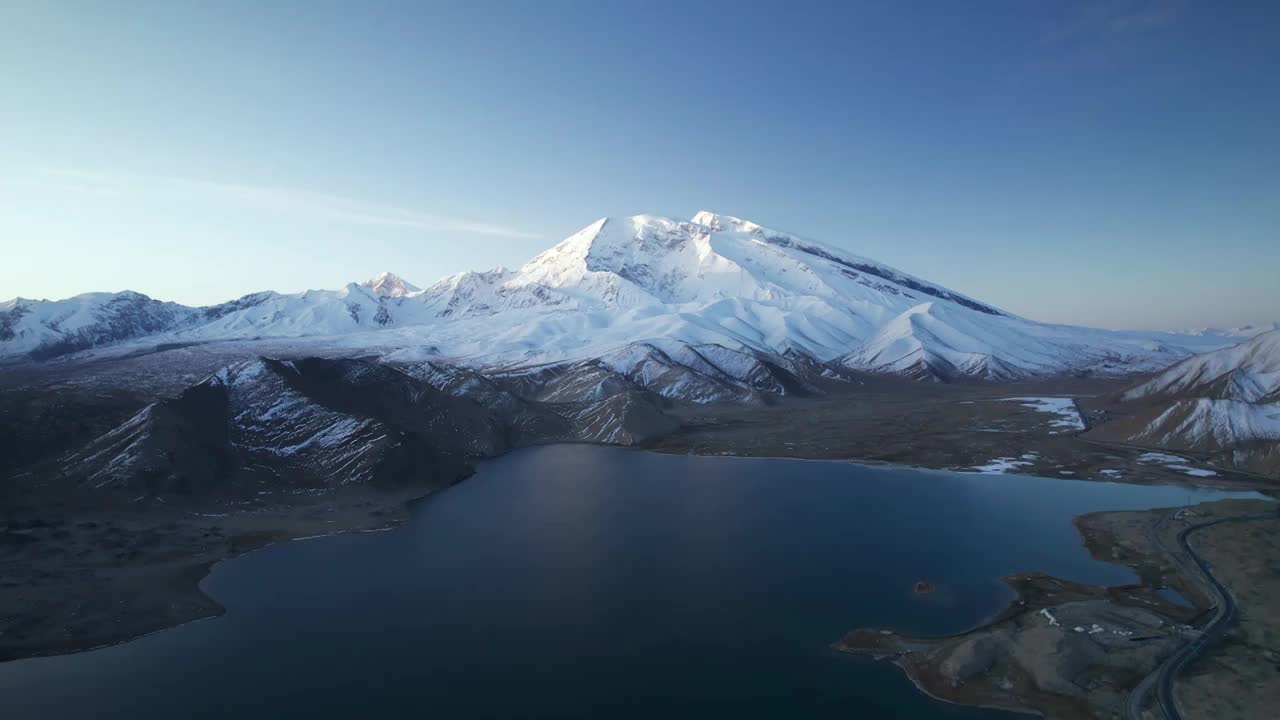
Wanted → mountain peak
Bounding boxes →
[1,209,1244,384]
[692,211,760,233]
[362,271,421,297]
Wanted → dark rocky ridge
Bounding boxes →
[64,357,502,495]
[54,355,681,500]
[487,342,830,406]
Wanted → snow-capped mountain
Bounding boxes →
[1125,330,1280,404]
[0,211,1242,383]
[0,282,399,359]
[362,271,421,298]
[1089,331,1280,478]
[1167,322,1279,340]
[0,291,200,360]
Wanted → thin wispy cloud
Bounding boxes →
[1040,0,1186,48]
[995,0,1190,89]
[29,168,543,240]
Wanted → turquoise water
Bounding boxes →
[1,445,1263,719]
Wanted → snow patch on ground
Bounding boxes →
[999,397,1085,432]
[1138,452,1186,464]
[1136,452,1217,477]
[970,457,1034,474]
[1169,465,1218,477]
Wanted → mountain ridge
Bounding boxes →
[0,211,1247,382]
[1085,330,1280,478]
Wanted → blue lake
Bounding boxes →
[1,445,1264,719]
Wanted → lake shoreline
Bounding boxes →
[834,498,1278,720]
[0,480,442,663]
[2,437,1272,667]
[6,374,1276,665]
[3,446,1275,720]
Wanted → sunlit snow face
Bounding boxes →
[0,212,1253,382]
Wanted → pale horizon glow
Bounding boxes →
[1,1,1277,332]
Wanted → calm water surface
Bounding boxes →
[2,446,1264,719]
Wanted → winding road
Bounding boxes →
[1124,510,1278,720]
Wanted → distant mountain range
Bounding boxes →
[1166,322,1279,339]
[1089,330,1280,478]
[1,211,1258,386]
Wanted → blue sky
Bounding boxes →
[1,1,1276,330]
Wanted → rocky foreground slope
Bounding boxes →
[51,355,678,497]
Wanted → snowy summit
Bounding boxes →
[0,211,1249,380]
[361,272,421,298]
